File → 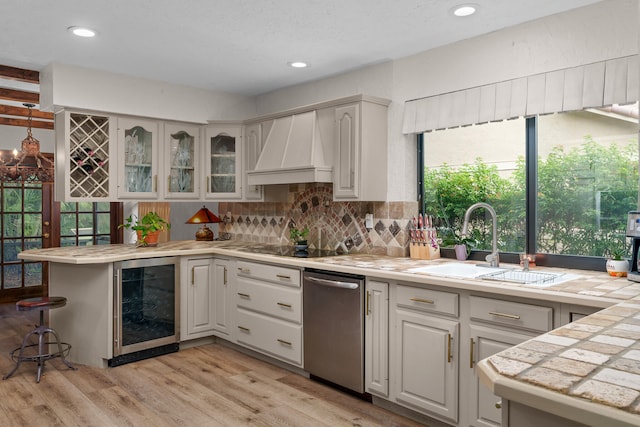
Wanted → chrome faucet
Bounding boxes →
[461,202,499,267]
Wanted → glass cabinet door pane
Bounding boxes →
[168,130,195,193]
[124,125,153,193]
[210,134,236,193]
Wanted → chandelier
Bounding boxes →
[0,103,54,182]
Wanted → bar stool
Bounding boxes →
[3,296,77,383]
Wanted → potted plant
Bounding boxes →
[605,247,628,277]
[119,211,171,247]
[441,228,476,261]
[290,226,310,250]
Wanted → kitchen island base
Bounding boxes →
[505,401,587,427]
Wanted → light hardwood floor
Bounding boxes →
[0,303,427,426]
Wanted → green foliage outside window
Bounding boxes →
[424,137,638,257]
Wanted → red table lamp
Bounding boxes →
[185,206,222,241]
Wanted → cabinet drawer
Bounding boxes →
[236,261,300,288]
[236,277,302,323]
[470,296,553,333]
[395,285,459,317]
[236,309,302,366]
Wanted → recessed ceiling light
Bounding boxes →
[68,26,97,37]
[288,61,308,68]
[452,4,477,17]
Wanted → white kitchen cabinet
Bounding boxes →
[212,258,235,339]
[181,257,216,339]
[235,260,302,366]
[390,284,460,424]
[467,325,537,427]
[365,279,389,397]
[55,110,117,201]
[333,97,390,201]
[117,117,161,199]
[204,123,243,200]
[466,295,555,427]
[242,122,263,201]
[163,122,200,199]
[181,257,235,341]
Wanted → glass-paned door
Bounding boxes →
[165,123,199,199]
[204,125,242,199]
[118,118,159,199]
[0,181,51,303]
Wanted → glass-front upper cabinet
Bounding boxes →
[117,118,160,199]
[204,124,242,200]
[164,122,200,199]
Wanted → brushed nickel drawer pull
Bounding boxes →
[495,401,502,409]
[238,326,250,333]
[489,311,521,320]
[237,267,250,274]
[237,292,250,298]
[276,274,291,280]
[277,339,292,346]
[410,297,435,305]
[470,338,475,369]
[277,302,292,308]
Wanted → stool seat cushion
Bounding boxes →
[16,296,67,311]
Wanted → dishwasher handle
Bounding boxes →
[306,275,359,290]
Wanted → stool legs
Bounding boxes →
[3,309,77,383]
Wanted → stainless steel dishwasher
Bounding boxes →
[303,268,365,395]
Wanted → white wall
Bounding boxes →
[40,62,257,123]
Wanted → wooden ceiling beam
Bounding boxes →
[0,88,39,104]
[0,117,53,130]
[0,65,39,84]
[0,105,53,120]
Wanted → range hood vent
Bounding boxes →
[247,110,332,185]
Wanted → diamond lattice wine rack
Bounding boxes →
[68,113,110,198]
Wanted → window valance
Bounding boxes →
[402,55,639,134]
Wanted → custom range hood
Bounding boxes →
[247,110,332,185]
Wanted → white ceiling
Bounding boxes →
[1,0,603,96]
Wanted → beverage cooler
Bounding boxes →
[111,257,180,366]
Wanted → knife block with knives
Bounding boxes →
[409,214,440,260]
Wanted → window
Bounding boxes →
[421,104,638,269]
[57,202,120,246]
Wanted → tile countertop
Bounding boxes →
[478,298,640,427]
[18,241,640,425]
[18,241,640,307]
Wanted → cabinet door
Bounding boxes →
[204,125,242,199]
[242,123,263,201]
[365,280,389,397]
[185,258,215,338]
[334,104,360,199]
[212,258,234,338]
[468,324,534,427]
[392,308,459,423]
[56,111,115,201]
[164,122,200,199]
[117,117,160,198]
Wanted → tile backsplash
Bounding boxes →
[218,183,417,257]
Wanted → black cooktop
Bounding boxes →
[237,245,339,258]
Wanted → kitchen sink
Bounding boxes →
[407,263,505,278]
[408,263,581,287]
